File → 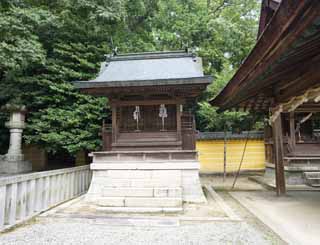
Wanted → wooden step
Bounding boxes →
[308,184,320,187]
[112,147,182,151]
[285,157,320,160]
[303,172,320,187]
[118,132,177,138]
[113,141,182,147]
[117,137,178,143]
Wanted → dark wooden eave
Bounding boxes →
[74,76,212,98]
[258,0,281,37]
[211,0,320,112]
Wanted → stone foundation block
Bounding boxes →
[154,188,182,198]
[131,178,181,188]
[96,206,183,213]
[86,151,207,211]
[94,170,109,177]
[124,197,182,207]
[152,170,181,179]
[103,178,132,187]
[103,187,154,197]
[108,170,152,179]
[0,160,32,174]
[96,197,125,207]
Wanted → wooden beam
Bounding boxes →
[212,1,320,109]
[110,99,184,107]
[111,105,117,143]
[289,112,296,152]
[295,105,320,112]
[272,113,286,196]
[176,104,182,142]
[276,57,320,102]
[81,84,207,98]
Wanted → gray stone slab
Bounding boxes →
[231,191,320,245]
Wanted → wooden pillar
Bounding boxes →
[272,113,286,196]
[176,103,182,141]
[112,105,117,143]
[289,112,296,152]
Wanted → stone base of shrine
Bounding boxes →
[85,151,206,212]
[0,155,32,174]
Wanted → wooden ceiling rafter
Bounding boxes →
[220,51,320,110]
[211,0,320,111]
[270,86,320,122]
[81,83,208,98]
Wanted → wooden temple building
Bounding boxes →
[74,51,212,211]
[211,0,320,195]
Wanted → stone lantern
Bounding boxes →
[0,105,32,174]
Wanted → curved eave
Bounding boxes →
[73,76,213,89]
[210,0,320,111]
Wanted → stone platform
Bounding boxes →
[265,163,320,185]
[86,150,206,212]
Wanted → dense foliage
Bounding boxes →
[0,0,261,155]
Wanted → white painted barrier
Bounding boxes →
[0,165,91,231]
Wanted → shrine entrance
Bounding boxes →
[119,104,177,132]
[111,100,182,151]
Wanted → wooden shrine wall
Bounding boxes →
[119,105,177,132]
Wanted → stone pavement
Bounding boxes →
[0,179,285,245]
[231,190,320,245]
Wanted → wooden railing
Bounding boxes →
[102,113,197,151]
[181,113,195,130]
[0,165,91,231]
[181,113,196,150]
[102,120,112,151]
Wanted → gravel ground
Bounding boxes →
[0,178,285,245]
[0,219,275,245]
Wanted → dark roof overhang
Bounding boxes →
[258,0,281,37]
[73,76,213,97]
[210,0,320,112]
[73,76,212,89]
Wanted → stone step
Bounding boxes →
[97,197,182,208]
[304,172,320,179]
[303,172,320,187]
[284,157,320,165]
[100,178,182,188]
[308,184,320,188]
[101,187,182,198]
[96,206,182,213]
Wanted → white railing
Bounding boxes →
[0,165,91,231]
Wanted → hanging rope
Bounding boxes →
[231,114,257,189]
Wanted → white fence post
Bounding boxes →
[7,183,18,225]
[35,178,43,212]
[0,186,6,228]
[17,181,27,220]
[44,176,50,208]
[27,179,36,216]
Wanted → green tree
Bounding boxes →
[0,0,261,156]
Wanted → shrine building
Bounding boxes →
[74,50,212,211]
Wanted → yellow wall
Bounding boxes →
[196,139,265,173]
